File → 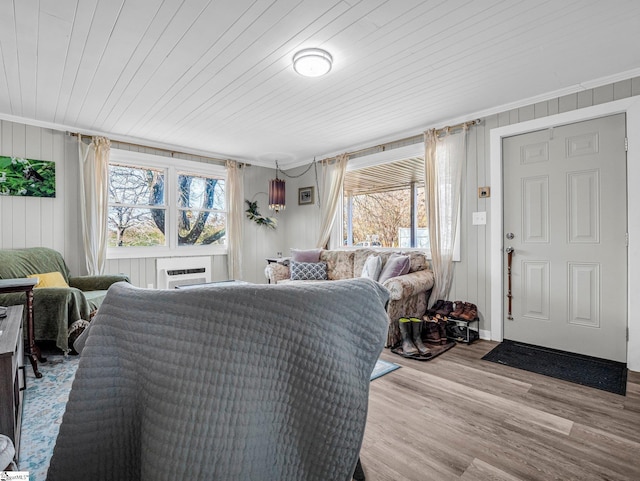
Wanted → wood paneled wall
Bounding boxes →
[242,165,287,284]
[0,123,84,275]
[104,255,229,288]
[0,131,232,288]
[451,77,640,335]
[2,76,639,298]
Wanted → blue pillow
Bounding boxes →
[290,261,328,281]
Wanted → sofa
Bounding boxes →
[264,248,434,347]
[0,247,129,352]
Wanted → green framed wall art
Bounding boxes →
[0,156,56,198]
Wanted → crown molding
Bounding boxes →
[0,113,242,164]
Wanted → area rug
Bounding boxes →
[482,339,627,395]
[370,359,401,380]
[19,351,79,481]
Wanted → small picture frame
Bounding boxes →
[298,186,314,205]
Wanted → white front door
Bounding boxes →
[502,114,627,362]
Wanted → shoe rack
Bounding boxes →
[446,316,479,344]
[428,300,479,344]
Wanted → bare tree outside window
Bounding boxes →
[177,173,226,245]
[344,187,427,248]
[108,164,166,247]
[108,164,226,248]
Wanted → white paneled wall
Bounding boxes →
[0,127,231,288]
[104,255,228,288]
[450,77,640,334]
[2,77,639,308]
[0,122,84,275]
[242,165,287,283]
[271,77,640,338]
[283,165,320,252]
[104,257,157,288]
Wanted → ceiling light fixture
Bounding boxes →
[293,48,333,77]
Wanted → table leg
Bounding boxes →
[26,289,44,378]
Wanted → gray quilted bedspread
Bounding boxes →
[46,278,389,481]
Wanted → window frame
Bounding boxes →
[107,149,227,259]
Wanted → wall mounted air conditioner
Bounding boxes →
[156,257,211,289]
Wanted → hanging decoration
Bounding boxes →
[245,200,277,229]
[268,160,286,212]
[267,158,320,212]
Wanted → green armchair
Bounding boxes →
[0,247,129,352]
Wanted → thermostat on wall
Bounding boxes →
[478,186,490,198]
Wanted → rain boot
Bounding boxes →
[410,318,431,356]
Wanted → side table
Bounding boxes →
[265,257,290,265]
[0,278,45,378]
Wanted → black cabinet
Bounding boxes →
[0,305,26,463]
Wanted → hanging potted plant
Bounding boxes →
[245,200,277,229]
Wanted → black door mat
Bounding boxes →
[482,339,627,395]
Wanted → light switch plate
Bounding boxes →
[472,211,487,225]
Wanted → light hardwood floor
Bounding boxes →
[360,340,640,481]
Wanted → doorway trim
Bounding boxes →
[489,96,640,371]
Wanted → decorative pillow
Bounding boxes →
[320,250,354,280]
[361,255,383,281]
[27,271,69,288]
[291,248,322,263]
[377,254,411,284]
[290,261,328,281]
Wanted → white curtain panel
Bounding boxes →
[316,153,348,249]
[424,126,468,306]
[78,136,110,275]
[225,160,244,280]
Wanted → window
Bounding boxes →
[342,154,460,259]
[176,172,225,246]
[107,150,226,258]
[108,164,166,247]
[343,157,427,248]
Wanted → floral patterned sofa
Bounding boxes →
[265,248,434,347]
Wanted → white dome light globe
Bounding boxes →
[293,48,333,77]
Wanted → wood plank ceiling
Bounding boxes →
[0,0,639,168]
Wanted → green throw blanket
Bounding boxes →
[0,247,129,352]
